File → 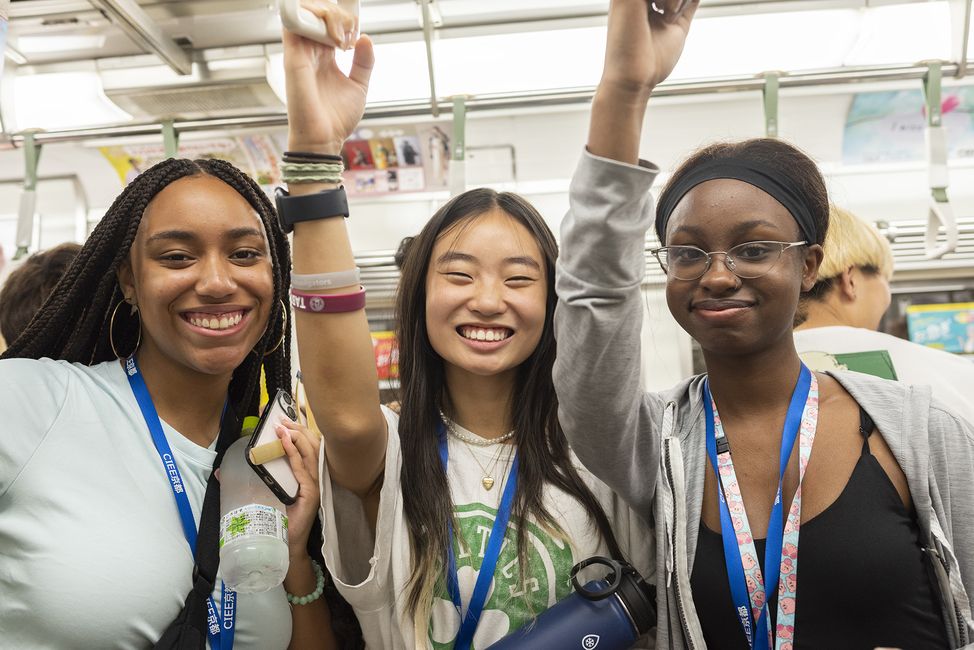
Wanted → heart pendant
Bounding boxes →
[482,476,495,490]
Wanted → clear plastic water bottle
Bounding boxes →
[219,420,290,593]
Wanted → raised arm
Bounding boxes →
[282,4,386,501]
[553,0,697,513]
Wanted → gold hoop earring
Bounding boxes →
[262,298,288,357]
[110,299,142,359]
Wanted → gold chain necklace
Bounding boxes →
[461,440,514,491]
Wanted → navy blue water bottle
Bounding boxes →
[486,556,656,650]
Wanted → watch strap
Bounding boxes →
[275,186,349,234]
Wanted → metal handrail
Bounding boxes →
[6,62,964,147]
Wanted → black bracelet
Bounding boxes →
[284,150,343,163]
[275,186,349,234]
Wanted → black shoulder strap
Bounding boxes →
[153,406,240,650]
[858,407,875,455]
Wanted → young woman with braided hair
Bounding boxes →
[0,158,356,649]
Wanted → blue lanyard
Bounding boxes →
[125,356,236,650]
[703,364,811,650]
[437,424,518,650]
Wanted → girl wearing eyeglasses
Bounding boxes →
[554,1,974,648]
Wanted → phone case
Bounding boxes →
[247,389,300,505]
[278,0,360,48]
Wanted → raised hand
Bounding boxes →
[283,0,375,154]
[589,0,698,163]
[600,0,698,101]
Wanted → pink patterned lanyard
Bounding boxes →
[708,372,819,650]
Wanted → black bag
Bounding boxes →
[153,410,238,650]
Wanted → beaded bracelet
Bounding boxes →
[286,559,325,606]
[291,267,361,291]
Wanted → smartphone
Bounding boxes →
[247,389,300,505]
[279,0,360,48]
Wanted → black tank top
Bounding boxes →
[690,409,948,649]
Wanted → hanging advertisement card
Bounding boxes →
[340,123,444,196]
[100,135,282,189]
[843,89,974,164]
[0,1,8,79]
[906,302,974,354]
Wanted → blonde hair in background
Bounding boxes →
[817,205,895,282]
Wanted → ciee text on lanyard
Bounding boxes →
[125,355,237,650]
[703,364,819,650]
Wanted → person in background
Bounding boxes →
[794,205,974,424]
[553,0,974,648]
[0,243,10,352]
[0,242,82,347]
[0,158,354,649]
[278,4,652,647]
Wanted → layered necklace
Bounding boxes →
[439,410,515,491]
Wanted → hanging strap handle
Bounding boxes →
[922,62,959,259]
[14,131,42,260]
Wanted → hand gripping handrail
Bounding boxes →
[278,0,359,49]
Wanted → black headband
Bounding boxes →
[655,158,820,245]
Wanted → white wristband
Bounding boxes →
[291,267,361,291]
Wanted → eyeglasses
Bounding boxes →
[651,241,808,281]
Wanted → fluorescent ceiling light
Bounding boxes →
[437,0,605,19]
[427,2,952,97]
[359,3,419,28]
[435,27,605,97]
[268,41,431,107]
[5,46,27,66]
[844,2,950,66]
[17,35,108,54]
[13,71,132,130]
[672,10,860,79]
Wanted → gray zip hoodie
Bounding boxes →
[553,150,974,649]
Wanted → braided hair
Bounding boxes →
[2,157,290,418]
[1,157,366,647]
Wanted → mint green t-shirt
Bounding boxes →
[0,358,291,649]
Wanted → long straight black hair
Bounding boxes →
[395,187,624,618]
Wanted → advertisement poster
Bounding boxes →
[906,302,974,354]
[0,1,9,79]
[843,88,974,164]
[100,134,282,189]
[371,331,400,384]
[340,123,452,197]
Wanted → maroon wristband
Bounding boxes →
[289,287,366,313]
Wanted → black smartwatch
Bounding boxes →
[274,186,349,234]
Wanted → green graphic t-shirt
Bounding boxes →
[318,408,655,650]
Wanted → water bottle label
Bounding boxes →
[219,504,289,547]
